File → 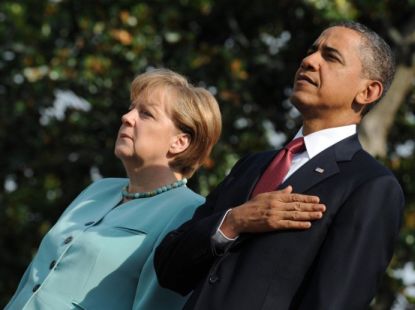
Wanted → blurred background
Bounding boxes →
[1,0,414,308]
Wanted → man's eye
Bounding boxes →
[326,54,339,62]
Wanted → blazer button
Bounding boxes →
[209,274,219,284]
[49,260,56,270]
[32,284,41,292]
[63,236,73,245]
[84,221,95,226]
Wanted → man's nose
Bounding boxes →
[300,52,320,71]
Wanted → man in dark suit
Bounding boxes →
[154,21,405,310]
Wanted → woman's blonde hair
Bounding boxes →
[130,68,222,177]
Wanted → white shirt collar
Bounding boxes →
[293,124,357,159]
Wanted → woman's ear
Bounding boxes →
[355,80,383,106]
[169,133,191,155]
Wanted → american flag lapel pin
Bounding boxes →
[314,167,324,174]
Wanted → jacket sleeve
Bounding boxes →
[132,204,200,310]
[294,174,404,310]
[154,155,252,296]
[4,263,33,310]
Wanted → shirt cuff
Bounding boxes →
[211,209,239,255]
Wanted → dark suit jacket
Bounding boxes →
[154,134,404,310]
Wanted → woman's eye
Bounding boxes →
[140,110,153,118]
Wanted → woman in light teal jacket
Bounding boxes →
[6,69,222,310]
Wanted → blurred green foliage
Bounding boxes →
[1,0,414,308]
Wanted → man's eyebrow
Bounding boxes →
[322,45,345,64]
[307,43,318,53]
[306,43,346,64]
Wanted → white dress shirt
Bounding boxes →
[284,124,357,181]
[212,124,357,251]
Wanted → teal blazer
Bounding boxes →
[6,178,204,310]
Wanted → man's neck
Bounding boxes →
[302,118,360,136]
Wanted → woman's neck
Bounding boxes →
[125,166,184,194]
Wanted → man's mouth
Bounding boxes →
[296,73,318,87]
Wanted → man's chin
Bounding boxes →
[289,93,317,115]
[290,93,306,108]
[290,90,316,106]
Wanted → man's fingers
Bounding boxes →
[280,185,293,194]
[278,220,312,230]
[289,193,320,203]
[280,210,324,221]
[280,202,326,212]
[268,191,320,203]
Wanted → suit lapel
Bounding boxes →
[279,147,339,193]
[278,134,362,194]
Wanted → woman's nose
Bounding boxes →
[121,111,135,126]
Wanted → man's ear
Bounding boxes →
[355,80,383,106]
[169,133,191,155]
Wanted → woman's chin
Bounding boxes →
[114,148,129,160]
[115,150,140,166]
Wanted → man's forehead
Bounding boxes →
[313,26,362,47]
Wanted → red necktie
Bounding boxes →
[251,137,306,197]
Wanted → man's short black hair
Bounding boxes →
[332,21,396,109]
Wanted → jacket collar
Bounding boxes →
[268,134,361,194]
